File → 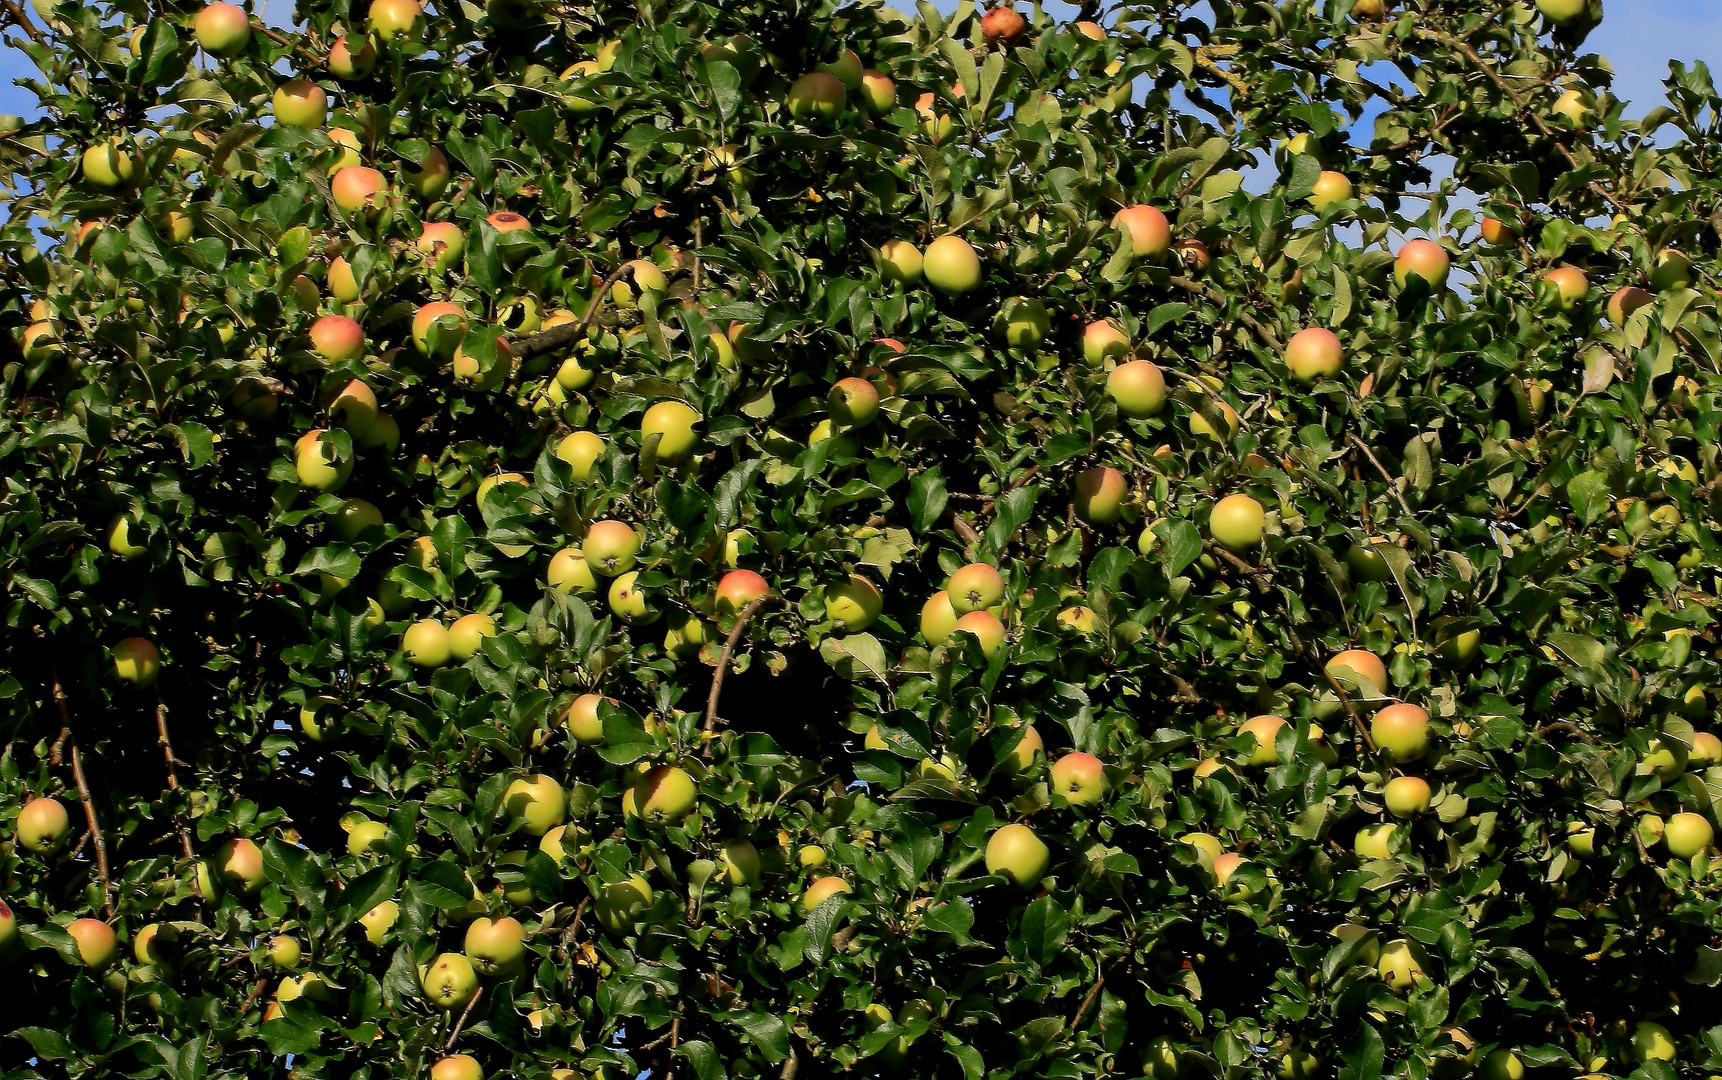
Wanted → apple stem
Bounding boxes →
[702,596,769,754]
[50,668,115,917]
[154,689,196,860]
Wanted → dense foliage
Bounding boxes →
[3,0,1722,1076]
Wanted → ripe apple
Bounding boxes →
[947,563,1004,615]
[715,569,769,615]
[464,915,526,977]
[787,72,845,122]
[17,796,70,852]
[1001,724,1043,774]
[951,611,1005,658]
[1393,238,1450,290]
[721,840,761,885]
[815,49,862,90]
[593,874,653,932]
[1211,851,1247,885]
[878,240,923,284]
[826,574,884,632]
[21,320,59,362]
[404,145,451,201]
[1383,775,1431,816]
[331,165,386,213]
[1237,715,1286,765]
[582,520,640,576]
[452,333,514,390]
[828,378,880,428]
[1377,938,1424,991]
[447,613,496,662]
[1049,752,1106,805]
[1541,265,1588,311]
[67,918,118,969]
[546,548,597,595]
[1112,204,1171,259]
[920,590,958,644]
[1187,395,1240,444]
[981,5,1026,47]
[112,636,161,686]
[1631,1022,1677,1063]
[402,619,451,667]
[998,298,1050,348]
[328,34,376,79]
[1058,606,1096,633]
[923,235,982,295]
[295,430,352,492]
[630,765,697,824]
[411,302,466,357]
[803,875,852,912]
[1210,493,1265,552]
[431,1055,483,1080]
[369,0,424,41]
[1307,170,1352,210]
[1106,360,1166,417]
[503,774,566,835]
[422,952,478,1010]
[1479,216,1518,246]
[194,2,251,56]
[1691,731,1722,766]
[1285,326,1343,382]
[1326,648,1387,695]
[1354,823,1397,859]
[359,899,398,944]
[82,140,137,189]
[1083,320,1129,364]
[555,431,605,480]
[327,255,360,302]
[858,69,895,113]
[1371,702,1429,761]
[562,693,609,744]
[1535,0,1584,24]
[1173,237,1210,275]
[1073,466,1127,525]
[309,315,364,362]
[219,837,266,893]
[1351,0,1387,17]
[272,78,328,128]
[1664,812,1714,858]
[986,823,1050,888]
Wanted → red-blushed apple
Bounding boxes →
[628,766,696,824]
[1691,731,1722,766]
[463,915,526,977]
[411,302,466,357]
[327,255,360,301]
[815,49,862,90]
[985,823,1050,888]
[309,314,364,362]
[272,78,328,128]
[1211,851,1246,886]
[786,72,845,122]
[858,69,895,113]
[947,563,1004,615]
[194,2,250,56]
[1238,714,1286,765]
[546,548,597,595]
[1606,286,1652,326]
[581,519,640,576]
[112,636,161,686]
[368,0,424,41]
[827,378,879,429]
[950,610,1006,658]
[1383,775,1431,816]
[66,918,118,969]
[294,429,351,491]
[1479,216,1518,246]
[555,431,605,480]
[1393,238,1450,290]
[1073,466,1127,525]
[404,145,451,201]
[1371,702,1429,761]
[802,875,851,913]
[1210,493,1265,552]
[981,4,1027,47]
[916,91,956,144]
[1285,326,1343,382]
[1541,265,1588,311]
[418,222,466,273]
[430,1055,483,1080]
[1664,812,1713,858]
[1308,170,1352,210]
[402,618,451,667]
[1377,939,1424,991]
[920,590,958,644]
[421,952,478,1010]
[1049,752,1106,805]
[328,34,376,79]
[17,796,70,852]
[826,574,884,632]
[1326,648,1388,695]
[325,128,362,174]
[715,569,769,614]
[447,613,496,661]
[1107,360,1166,417]
[923,235,981,295]
[1112,204,1171,259]
[1083,320,1129,365]
[450,331,512,390]
[563,692,610,744]
[878,240,923,284]
[330,165,386,212]
[997,298,1050,348]
[219,837,266,893]
[503,774,566,835]
[1173,237,1210,275]
[486,211,531,239]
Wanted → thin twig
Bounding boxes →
[1169,274,1284,353]
[50,725,69,766]
[51,669,113,917]
[702,596,767,755]
[154,690,196,860]
[512,263,636,361]
[0,0,45,43]
[444,985,484,1051]
[1346,433,1415,520]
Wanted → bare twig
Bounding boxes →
[51,669,113,917]
[512,263,636,361]
[154,690,196,860]
[444,985,484,1050]
[1346,433,1415,520]
[702,596,767,755]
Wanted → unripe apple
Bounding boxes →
[562,693,609,744]
[369,0,425,42]
[878,240,923,284]
[920,590,958,644]
[1377,938,1424,991]
[1664,812,1714,859]
[629,765,696,824]
[997,298,1050,348]
[331,498,382,542]
[582,520,640,576]
[858,69,895,114]
[1541,265,1588,311]
[826,574,883,632]
[1479,216,1518,246]
[721,840,761,885]
[328,34,376,79]
[1209,493,1265,552]
[951,611,1005,658]
[546,548,597,595]
[400,619,450,667]
[403,146,451,201]
[1284,326,1343,382]
[1237,715,1286,765]
[1535,0,1584,25]
[1393,238,1450,290]
[330,166,386,213]
[798,842,829,867]
[827,378,879,429]
[1606,286,1651,326]
[272,78,328,128]
[1073,466,1127,525]
[1106,361,1166,417]
[1371,702,1429,761]
[1187,397,1240,444]
[431,1055,483,1080]
[1307,170,1352,210]
[327,256,360,302]
[593,874,652,932]
[554,431,605,480]
[981,4,1027,47]
[447,613,497,661]
[21,320,59,362]
[194,2,251,56]
[815,49,862,90]
[1326,649,1388,695]
[267,935,302,969]
[786,72,845,122]
[1383,775,1431,816]
[947,563,1004,615]
[422,952,478,1010]
[219,837,266,893]
[359,899,398,944]
[417,222,465,273]
[611,259,667,308]
[16,796,70,852]
[66,919,118,969]
[82,140,137,189]
[107,512,148,560]
[1354,823,1397,859]
[986,823,1050,888]
[295,430,352,491]
[464,915,526,977]
[924,235,982,295]
[1049,752,1106,805]
[496,775,563,838]
[1083,320,1129,365]
[996,725,1043,774]
[451,333,513,390]
[112,636,161,686]
[1112,204,1171,259]
[327,377,377,438]
[1631,1022,1677,1063]
[715,569,769,614]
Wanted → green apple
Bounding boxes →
[1535,0,1585,24]
[402,619,451,667]
[1083,320,1129,364]
[721,840,761,885]
[1376,938,1424,991]
[430,1055,484,1080]
[1354,823,1396,859]
[546,548,597,595]
[1631,1022,1677,1063]
[82,140,137,189]
[628,765,696,824]
[330,498,382,542]
[923,235,981,295]
[403,146,451,201]
[194,2,251,56]
[368,0,425,41]
[815,48,862,89]
[447,613,496,661]
[359,899,398,944]
[268,935,302,969]
[641,400,700,463]
[985,824,1050,888]
[503,774,566,835]
[825,574,884,632]
[16,796,70,852]
[920,590,958,644]
[112,636,161,686]
[1237,714,1286,765]
[272,78,328,128]
[1209,493,1265,552]
[107,512,148,560]
[878,239,923,284]
[593,874,653,932]
[346,818,389,857]
[1383,775,1431,816]
[786,72,845,122]
[328,34,376,79]
[827,378,880,429]
[218,837,266,893]
[563,693,609,744]
[555,431,605,480]
[411,302,466,356]
[607,571,654,622]
[464,915,526,976]
[997,298,1050,348]
[946,563,1004,615]
[295,430,352,492]
[421,952,478,1010]
[1664,812,1714,858]
[1307,170,1352,210]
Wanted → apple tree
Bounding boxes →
[3,0,1722,1076]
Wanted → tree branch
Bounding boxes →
[1345,433,1415,520]
[702,596,767,755]
[0,0,45,43]
[154,690,196,860]
[51,669,114,917]
[443,985,484,1051]
[512,262,635,361]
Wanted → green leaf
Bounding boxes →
[1017,895,1070,965]
[909,468,948,532]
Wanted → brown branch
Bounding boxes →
[702,596,767,755]
[154,690,195,860]
[50,725,69,766]
[779,1051,799,1079]
[51,669,113,917]
[241,976,269,1013]
[443,985,484,1051]
[1169,274,1283,353]
[0,0,45,43]
[512,262,636,361]
[1069,953,1129,1033]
